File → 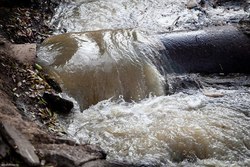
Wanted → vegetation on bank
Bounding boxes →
[0,0,61,43]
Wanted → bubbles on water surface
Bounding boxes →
[68,91,250,166]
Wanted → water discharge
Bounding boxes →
[38,29,166,108]
[38,0,250,166]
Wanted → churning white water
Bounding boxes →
[67,90,250,166]
[38,0,250,166]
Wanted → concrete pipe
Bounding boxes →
[159,26,250,73]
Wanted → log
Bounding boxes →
[159,26,250,73]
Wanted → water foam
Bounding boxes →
[68,91,250,166]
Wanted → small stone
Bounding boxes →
[13,93,20,97]
[0,121,40,166]
[41,159,46,166]
[17,82,22,87]
[9,44,36,64]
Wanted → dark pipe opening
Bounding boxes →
[159,26,250,73]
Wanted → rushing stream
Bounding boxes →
[38,0,250,166]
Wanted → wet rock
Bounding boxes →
[37,144,106,166]
[0,121,40,166]
[199,74,250,88]
[52,137,79,146]
[161,26,250,73]
[238,17,250,36]
[43,92,73,113]
[167,74,202,94]
[44,75,62,93]
[81,160,136,167]
[0,135,10,159]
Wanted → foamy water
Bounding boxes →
[67,90,250,166]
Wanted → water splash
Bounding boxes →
[68,90,250,166]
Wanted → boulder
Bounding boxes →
[0,121,40,166]
[37,144,106,167]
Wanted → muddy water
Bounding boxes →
[67,89,250,166]
[38,29,166,108]
[38,0,250,166]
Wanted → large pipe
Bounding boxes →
[159,26,250,73]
